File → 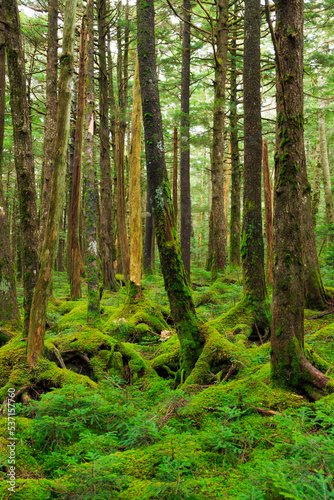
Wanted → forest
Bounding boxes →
[0,0,334,498]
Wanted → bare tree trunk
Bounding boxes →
[224,139,231,235]
[27,0,78,366]
[39,0,58,251]
[143,189,154,274]
[318,97,334,229]
[311,143,321,226]
[129,58,142,299]
[262,139,273,285]
[3,0,39,334]
[84,0,99,322]
[69,17,86,300]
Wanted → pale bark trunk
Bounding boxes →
[173,126,178,223]
[262,139,273,285]
[224,139,231,235]
[27,0,77,366]
[129,58,142,296]
[311,142,321,226]
[318,99,334,228]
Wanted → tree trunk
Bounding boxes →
[224,139,231,234]
[311,143,321,226]
[173,126,178,223]
[3,0,39,334]
[39,0,58,252]
[129,58,142,298]
[0,24,20,328]
[229,35,241,267]
[97,0,118,292]
[210,0,229,280]
[143,188,154,274]
[115,2,130,283]
[137,0,203,378]
[27,0,78,366]
[242,0,267,305]
[84,0,99,323]
[262,139,273,285]
[180,0,191,281]
[318,97,334,230]
[69,16,86,300]
[271,0,331,392]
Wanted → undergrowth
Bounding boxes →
[0,269,334,499]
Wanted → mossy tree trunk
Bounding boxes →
[129,58,142,299]
[180,0,191,282]
[271,0,331,393]
[39,0,58,252]
[209,0,229,280]
[69,16,86,300]
[0,24,20,328]
[3,0,39,334]
[137,0,204,379]
[242,0,267,307]
[84,0,99,322]
[27,0,78,367]
[97,0,118,292]
[143,189,154,274]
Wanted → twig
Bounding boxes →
[254,323,263,345]
[306,310,334,320]
[222,363,237,383]
[239,390,282,416]
[53,347,66,369]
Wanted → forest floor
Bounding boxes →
[0,267,334,499]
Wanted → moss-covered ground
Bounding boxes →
[1,269,334,499]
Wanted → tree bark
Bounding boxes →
[318,96,334,230]
[27,0,78,366]
[242,0,267,304]
[3,0,39,334]
[262,139,273,285]
[129,57,142,298]
[224,139,231,234]
[97,0,118,291]
[115,1,130,282]
[210,0,229,280]
[143,188,154,274]
[229,35,241,267]
[173,126,178,223]
[39,0,58,252]
[180,0,191,281]
[137,0,203,378]
[311,143,321,226]
[271,0,331,392]
[69,16,86,300]
[0,22,20,327]
[84,0,99,322]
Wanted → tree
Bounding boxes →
[137,0,204,378]
[69,16,86,300]
[0,22,20,328]
[229,34,241,267]
[2,0,39,334]
[180,0,191,281]
[270,0,332,393]
[242,0,268,328]
[39,0,58,251]
[97,0,118,292]
[27,0,78,366]
[129,57,142,299]
[84,0,99,322]
[209,0,229,280]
